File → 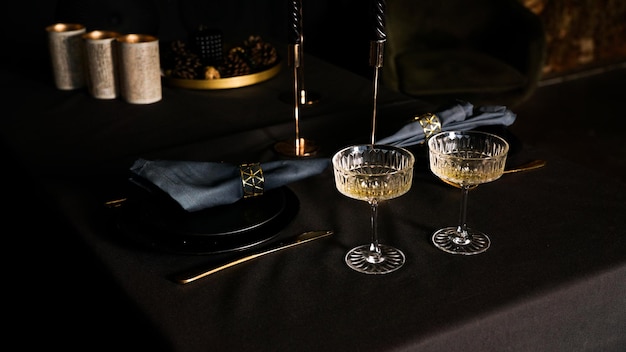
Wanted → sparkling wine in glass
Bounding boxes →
[332,144,414,274]
[428,131,509,255]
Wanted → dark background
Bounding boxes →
[3,1,625,349]
[1,0,375,80]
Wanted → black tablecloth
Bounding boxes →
[2,50,625,351]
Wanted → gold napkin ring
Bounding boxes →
[239,163,265,198]
[413,112,442,140]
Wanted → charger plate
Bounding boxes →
[115,180,299,255]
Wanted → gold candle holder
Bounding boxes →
[275,0,319,157]
[274,42,319,157]
[83,30,121,99]
[46,23,86,90]
[116,34,162,104]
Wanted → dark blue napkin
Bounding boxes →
[130,158,330,212]
[376,101,516,147]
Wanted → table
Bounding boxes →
[2,50,625,351]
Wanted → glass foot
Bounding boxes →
[432,227,490,255]
[344,244,405,274]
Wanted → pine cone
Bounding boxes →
[166,40,203,79]
[244,35,278,69]
[219,47,252,77]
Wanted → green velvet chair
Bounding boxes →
[382,0,547,108]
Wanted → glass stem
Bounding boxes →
[456,186,471,242]
[369,199,382,256]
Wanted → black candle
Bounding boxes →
[373,0,386,41]
[289,0,302,44]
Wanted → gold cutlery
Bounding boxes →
[104,197,128,208]
[500,159,547,174]
[174,230,334,284]
[440,159,546,189]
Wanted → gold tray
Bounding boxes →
[164,62,282,90]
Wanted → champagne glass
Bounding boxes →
[332,144,415,274]
[428,131,509,255]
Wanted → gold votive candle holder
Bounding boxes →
[46,23,86,90]
[116,34,162,104]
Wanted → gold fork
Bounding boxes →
[440,159,546,189]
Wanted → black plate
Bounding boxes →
[115,182,299,255]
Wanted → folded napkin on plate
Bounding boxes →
[130,158,330,212]
[376,100,516,147]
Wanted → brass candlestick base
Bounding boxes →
[274,138,319,157]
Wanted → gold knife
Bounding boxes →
[175,230,334,284]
